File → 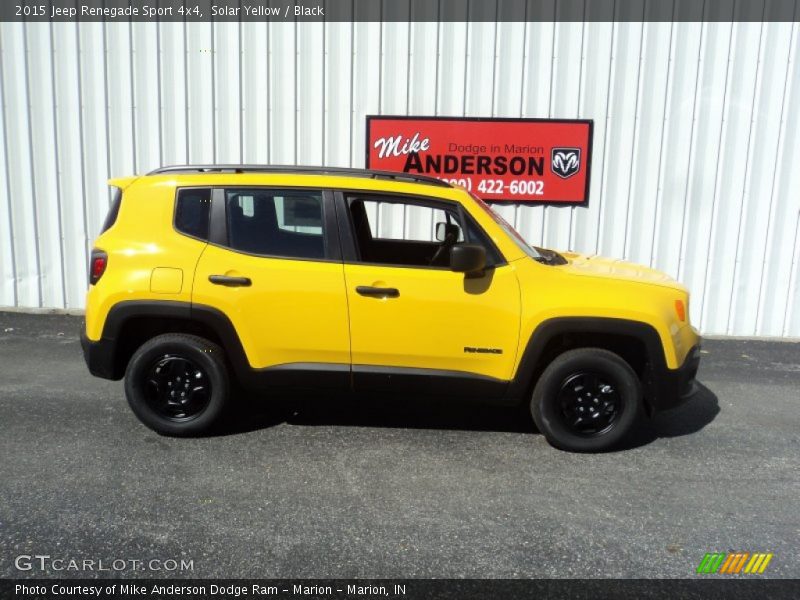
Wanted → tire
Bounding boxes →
[124,333,229,436]
[530,348,642,452]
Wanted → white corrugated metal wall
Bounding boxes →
[0,18,799,336]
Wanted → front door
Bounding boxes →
[338,192,521,396]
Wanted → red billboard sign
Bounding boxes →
[366,116,593,205]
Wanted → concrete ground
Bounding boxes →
[0,312,798,579]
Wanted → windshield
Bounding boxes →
[469,193,542,259]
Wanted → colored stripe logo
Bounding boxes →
[697,552,773,574]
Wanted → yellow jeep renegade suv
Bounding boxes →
[82,165,701,452]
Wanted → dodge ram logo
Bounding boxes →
[551,148,581,179]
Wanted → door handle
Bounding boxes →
[356,286,399,298]
[209,274,252,287]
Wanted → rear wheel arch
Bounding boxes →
[101,301,250,381]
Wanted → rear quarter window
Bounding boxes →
[174,188,211,240]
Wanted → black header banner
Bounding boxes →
[2,0,798,23]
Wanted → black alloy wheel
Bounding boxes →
[556,371,622,436]
[530,348,642,452]
[124,333,229,436]
[144,355,211,421]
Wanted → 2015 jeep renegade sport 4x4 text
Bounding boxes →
[81,165,701,452]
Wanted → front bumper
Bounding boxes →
[80,322,120,380]
[646,343,701,413]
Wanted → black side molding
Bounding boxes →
[352,364,510,401]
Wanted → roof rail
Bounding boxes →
[146,164,452,188]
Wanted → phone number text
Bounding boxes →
[438,178,545,196]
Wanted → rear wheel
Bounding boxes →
[531,348,642,452]
[124,334,229,436]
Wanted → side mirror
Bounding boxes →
[450,244,486,274]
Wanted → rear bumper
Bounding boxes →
[80,322,120,380]
[646,343,702,413]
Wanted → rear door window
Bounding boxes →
[224,189,326,260]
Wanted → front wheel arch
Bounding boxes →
[508,318,666,412]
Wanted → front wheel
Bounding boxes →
[530,348,642,452]
[124,333,229,436]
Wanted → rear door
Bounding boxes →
[191,187,351,387]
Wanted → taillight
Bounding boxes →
[89,250,107,285]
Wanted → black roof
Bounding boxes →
[147,165,452,188]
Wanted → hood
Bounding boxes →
[556,251,686,292]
